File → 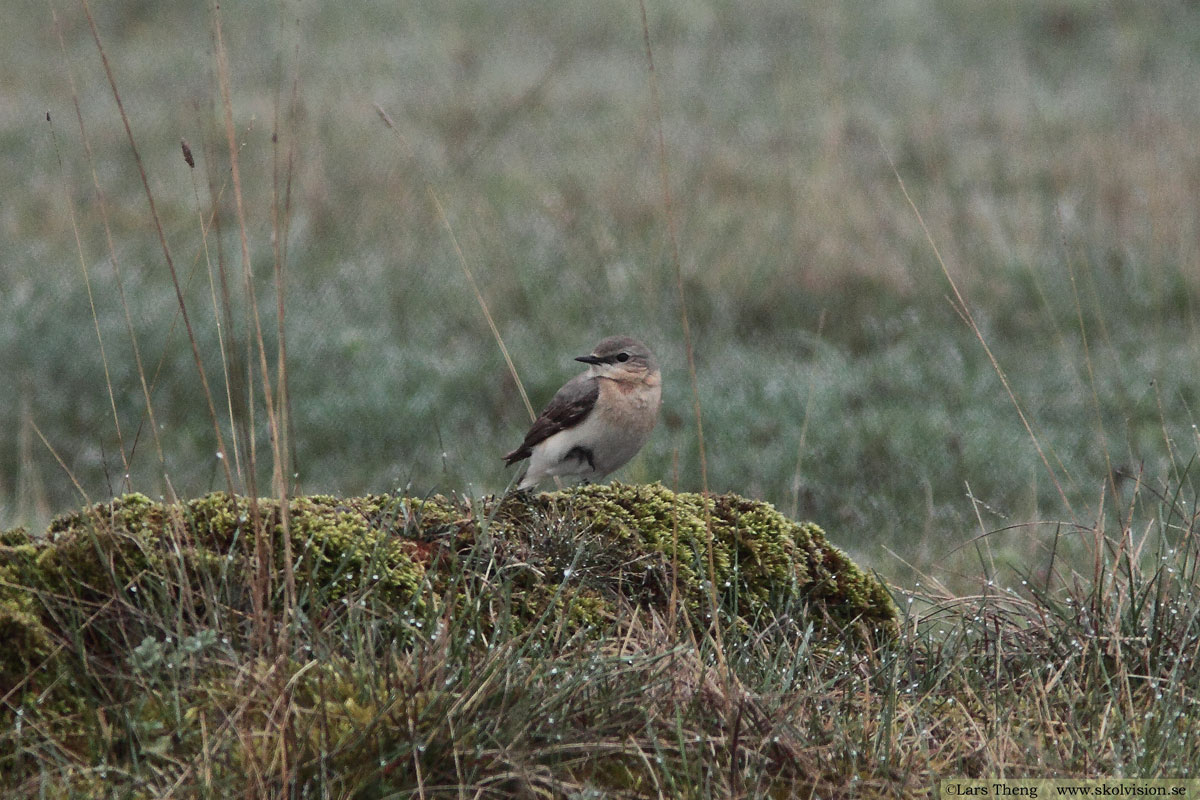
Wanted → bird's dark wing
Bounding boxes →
[503,374,599,465]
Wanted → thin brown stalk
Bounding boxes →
[212,0,293,647]
[201,130,248,488]
[408,712,429,800]
[267,39,301,624]
[79,0,235,499]
[30,420,89,507]
[432,190,535,423]
[1057,208,1115,505]
[374,104,536,424]
[49,1,168,481]
[637,0,725,674]
[213,6,280,462]
[885,148,1075,518]
[276,42,303,493]
[186,147,245,490]
[667,449,681,640]
[789,309,825,520]
[123,203,240,488]
[43,102,129,490]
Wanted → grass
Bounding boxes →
[4,0,1200,791]
[7,1,1200,577]
[2,482,1199,795]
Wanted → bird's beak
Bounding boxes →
[575,354,603,365]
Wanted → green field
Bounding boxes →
[4,0,1200,790]
[6,0,1200,580]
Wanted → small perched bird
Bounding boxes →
[504,335,662,490]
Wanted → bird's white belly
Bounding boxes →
[520,411,649,488]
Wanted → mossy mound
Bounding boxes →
[1,485,893,699]
[538,482,894,627]
[1,485,896,794]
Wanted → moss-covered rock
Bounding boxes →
[0,485,895,793]
[531,482,894,630]
[0,486,892,691]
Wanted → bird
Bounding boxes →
[504,335,662,490]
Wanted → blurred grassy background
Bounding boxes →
[4,0,1200,585]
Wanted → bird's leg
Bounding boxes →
[564,446,596,471]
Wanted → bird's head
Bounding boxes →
[575,335,658,382]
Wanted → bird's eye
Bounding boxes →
[616,353,630,362]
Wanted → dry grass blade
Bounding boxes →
[77,0,235,499]
[42,105,129,491]
[636,0,726,680]
[183,143,245,486]
[29,418,88,506]
[884,146,1075,519]
[47,1,168,483]
[375,104,535,424]
[427,187,536,424]
[210,0,297,649]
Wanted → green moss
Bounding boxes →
[0,597,52,696]
[534,482,895,630]
[1,486,895,794]
[2,487,890,694]
[0,526,30,546]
